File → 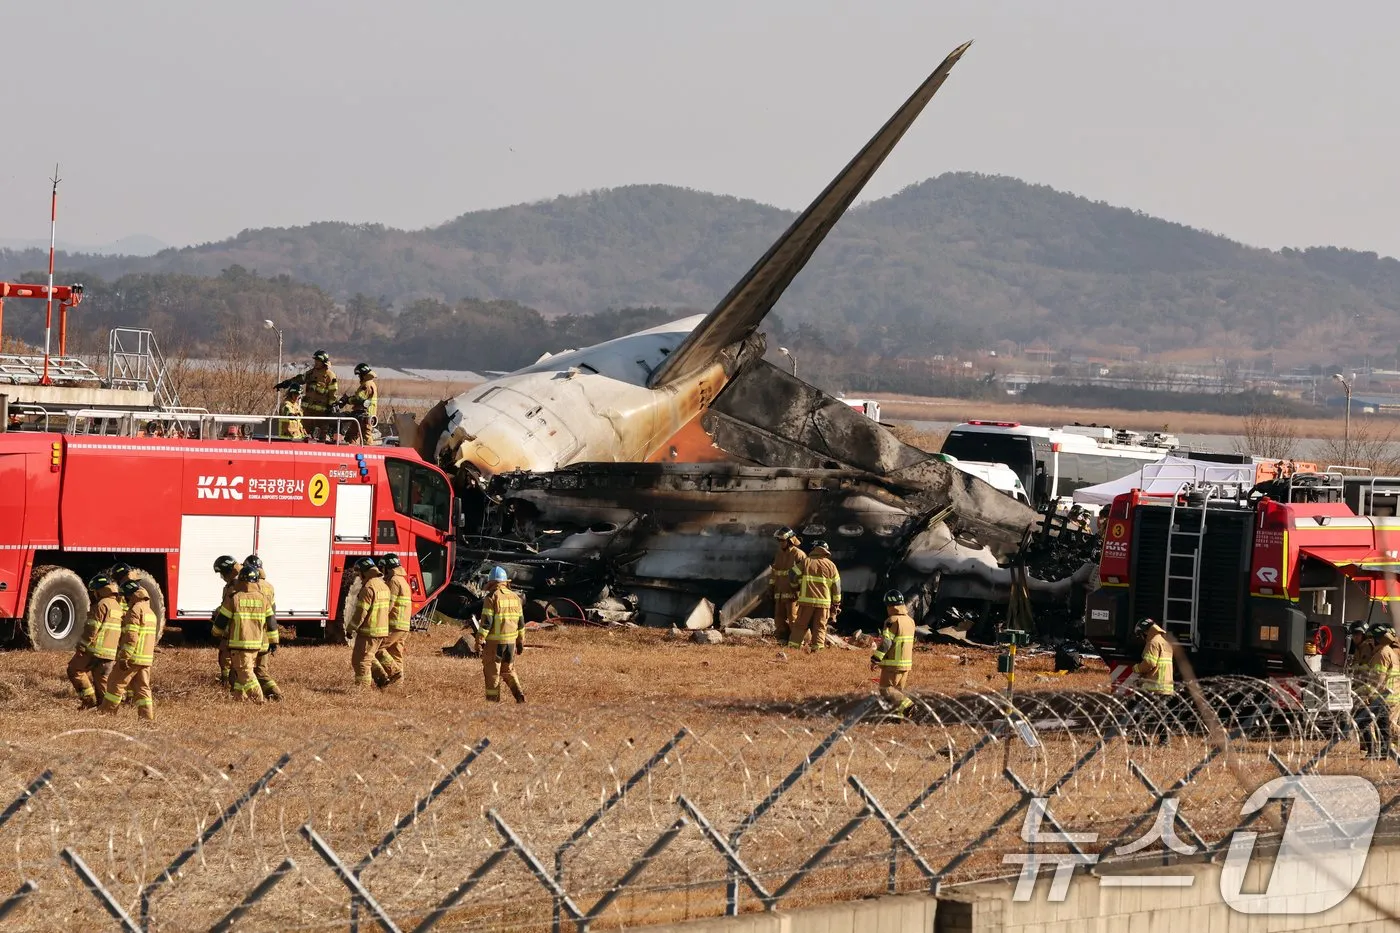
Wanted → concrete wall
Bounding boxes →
[952,843,1400,932]
[648,845,1400,933]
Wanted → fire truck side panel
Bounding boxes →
[255,517,333,615]
[60,440,185,552]
[0,451,31,619]
[174,515,257,615]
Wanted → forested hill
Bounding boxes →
[5,172,1400,360]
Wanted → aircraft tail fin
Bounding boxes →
[646,40,972,388]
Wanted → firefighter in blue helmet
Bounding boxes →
[480,566,525,702]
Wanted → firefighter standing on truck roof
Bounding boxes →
[372,554,412,687]
[213,556,242,686]
[349,557,391,687]
[1360,622,1400,760]
[1131,617,1174,746]
[339,363,379,445]
[788,540,840,653]
[480,566,526,703]
[215,565,274,702]
[871,590,915,718]
[301,350,339,437]
[98,580,159,721]
[279,383,307,441]
[245,554,282,701]
[67,573,122,709]
[770,528,805,645]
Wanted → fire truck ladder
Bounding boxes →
[107,327,180,407]
[1161,484,1216,646]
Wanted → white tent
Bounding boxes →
[1072,456,1256,507]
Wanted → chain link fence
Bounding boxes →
[2,677,1398,932]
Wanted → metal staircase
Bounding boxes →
[106,327,180,407]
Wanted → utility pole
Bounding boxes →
[1333,372,1353,464]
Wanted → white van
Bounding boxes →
[940,454,1032,505]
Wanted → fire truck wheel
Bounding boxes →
[334,577,362,645]
[25,566,89,652]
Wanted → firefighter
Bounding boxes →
[245,554,282,701]
[870,590,915,717]
[372,554,412,687]
[301,350,339,437]
[98,580,159,721]
[213,555,242,686]
[66,573,122,709]
[109,562,151,604]
[480,566,526,703]
[770,528,806,644]
[214,565,274,702]
[1131,617,1174,745]
[279,383,307,441]
[339,362,379,445]
[349,557,391,687]
[787,540,840,652]
[1345,620,1374,677]
[1360,622,1400,760]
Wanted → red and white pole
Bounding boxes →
[41,164,59,384]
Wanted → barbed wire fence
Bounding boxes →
[2,676,1399,932]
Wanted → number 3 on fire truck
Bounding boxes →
[308,473,330,507]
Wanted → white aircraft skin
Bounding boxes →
[419,42,973,487]
[431,315,718,480]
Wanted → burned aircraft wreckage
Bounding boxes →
[410,41,1099,641]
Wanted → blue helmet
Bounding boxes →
[489,566,509,583]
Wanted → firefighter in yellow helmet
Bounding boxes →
[1360,622,1400,759]
[301,350,339,434]
[372,554,412,687]
[211,555,243,685]
[788,540,840,652]
[214,564,274,702]
[279,382,307,441]
[770,528,806,644]
[871,590,916,718]
[98,580,159,720]
[480,566,526,703]
[66,573,122,709]
[349,557,391,687]
[339,362,379,445]
[244,554,282,701]
[1131,618,1174,745]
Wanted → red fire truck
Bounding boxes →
[1085,473,1400,689]
[0,424,457,650]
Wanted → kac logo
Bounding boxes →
[197,475,245,500]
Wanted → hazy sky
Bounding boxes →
[6,1,1400,256]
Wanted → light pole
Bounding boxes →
[265,319,282,415]
[1333,372,1353,463]
[778,346,797,378]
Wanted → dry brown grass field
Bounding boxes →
[3,625,1397,932]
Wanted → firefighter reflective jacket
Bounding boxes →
[482,586,524,646]
[771,543,806,598]
[118,597,159,667]
[387,568,413,633]
[356,575,391,637]
[1377,642,1400,706]
[792,551,841,608]
[1135,632,1174,694]
[87,586,125,661]
[279,398,306,439]
[872,609,915,671]
[302,364,339,413]
[350,379,378,420]
[256,578,279,648]
[219,584,272,651]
